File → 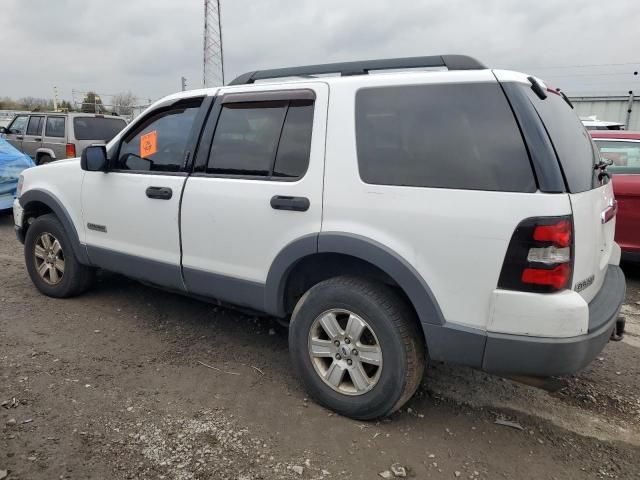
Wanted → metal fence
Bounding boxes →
[568,94,639,131]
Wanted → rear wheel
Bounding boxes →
[24,214,94,297]
[289,276,425,419]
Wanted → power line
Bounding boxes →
[523,61,640,70]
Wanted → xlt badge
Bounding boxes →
[87,223,107,233]
[574,275,595,292]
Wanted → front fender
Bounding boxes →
[19,189,90,265]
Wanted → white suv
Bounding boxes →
[13,55,626,419]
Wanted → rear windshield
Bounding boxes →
[522,88,598,193]
[73,117,126,141]
[355,83,536,192]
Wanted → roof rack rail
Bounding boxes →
[228,55,486,86]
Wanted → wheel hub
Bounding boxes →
[308,309,383,396]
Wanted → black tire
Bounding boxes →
[24,214,95,298]
[37,154,53,165]
[289,276,425,420]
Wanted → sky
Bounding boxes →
[1,0,639,106]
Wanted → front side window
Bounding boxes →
[116,103,201,172]
[595,140,640,174]
[26,116,44,136]
[8,115,28,135]
[206,99,314,179]
[45,117,66,138]
[355,83,535,192]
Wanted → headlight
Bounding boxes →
[16,175,24,198]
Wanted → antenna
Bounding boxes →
[203,0,224,87]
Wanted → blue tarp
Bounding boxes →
[0,137,35,210]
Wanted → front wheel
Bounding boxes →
[289,276,425,420]
[24,214,95,298]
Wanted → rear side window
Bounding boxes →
[206,100,314,179]
[26,116,44,136]
[355,83,535,192]
[522,88,598,193]
[45,117,65,138]
[73,117,126,142]
[595,140,640,174]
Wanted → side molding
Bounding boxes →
[19,189,90,265]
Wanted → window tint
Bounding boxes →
[8,115,28,135]
[355,83,535,192]
[595,140,640,175]
[116,105,200,172]
[26,116,44,136]
[273,101,314,178]
[45,117,65,138]
[207,102,287,176]
[522,88,598,193]
[73,117,127,141]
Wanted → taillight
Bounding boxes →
[498,216,573,293]
[66,143,76,158]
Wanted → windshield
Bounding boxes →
[73,117,126,141]
[594,140,640,174]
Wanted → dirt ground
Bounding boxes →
[1,212,640,480]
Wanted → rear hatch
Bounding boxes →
[522,85,615,303]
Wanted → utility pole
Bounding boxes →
[181,76,187,91]
[53,86,59,112]
[203,0,224,87]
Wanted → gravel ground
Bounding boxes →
[1,212,640,479]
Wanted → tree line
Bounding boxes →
[0,91,137,115]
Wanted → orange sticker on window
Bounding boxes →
[140,130,157,158]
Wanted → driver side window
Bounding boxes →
[9,115,28,135]
[115,102,201,172]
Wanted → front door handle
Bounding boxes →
[146,186,173,200]
[16,135,24,140]
[270,195,310,212]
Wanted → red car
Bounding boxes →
[591,131,640,261]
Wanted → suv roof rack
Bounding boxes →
[228,54,486,86]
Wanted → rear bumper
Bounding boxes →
[482,265,626,376]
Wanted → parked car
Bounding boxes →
[0,137,35,210]
[13,55,626,419]
[591,131,640,262]
[0,112,126,165]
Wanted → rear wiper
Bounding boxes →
[559,91,574,109]
[594,157,613,182]
[594,158,613,170]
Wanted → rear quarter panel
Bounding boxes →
[322,73,573,331]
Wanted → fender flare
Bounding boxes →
[264,232,444,326]
[19,189,90,265]
[35,148,57,161]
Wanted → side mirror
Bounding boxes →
[81,145,108,172]
[0,127,6,134]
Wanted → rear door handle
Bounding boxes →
[270,195,310,212]
[33,137,42,142]
[146,186,173,200]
